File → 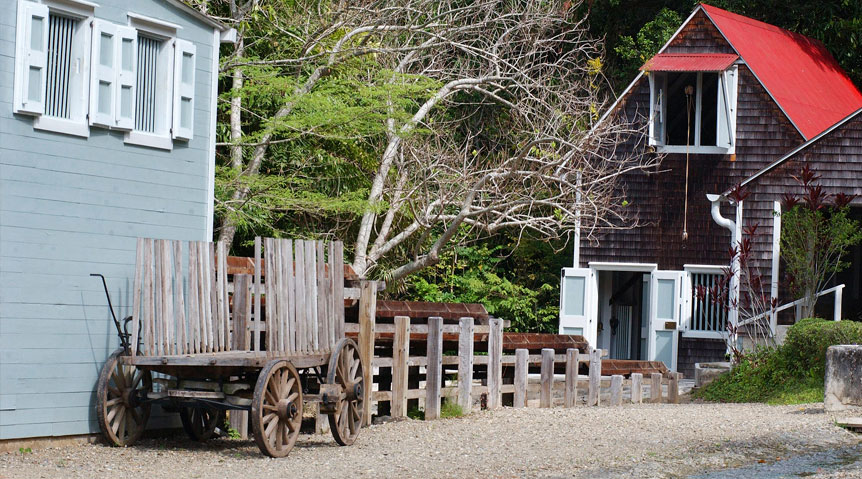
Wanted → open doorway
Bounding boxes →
[596,271,649,360]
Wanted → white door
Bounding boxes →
[559,267,598,347]
[648,270,683,371]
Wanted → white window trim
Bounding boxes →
[125,130,173,150]
[14,0,96,134]
[651,69,738,155]
[33,115,89,137]
[681,264,728,339]
[127,12,182,35]
[123,14,178,149]
[44,0,98,17]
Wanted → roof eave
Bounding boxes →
[162,0,233,34]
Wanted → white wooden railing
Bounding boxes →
[740,284,845,332]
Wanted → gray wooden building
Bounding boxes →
[0,0,233,440]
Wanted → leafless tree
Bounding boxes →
[212,0,657,281]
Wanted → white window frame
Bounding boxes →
[649,65,739,155]
[681,264,728,339]
[14,0,97,138]
[122,14,179,150]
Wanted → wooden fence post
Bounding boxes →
[487,317,503,409]
[425,316,443,419]
[358,280,376,426]
[651,373,662,404]
[631,373,643,404]
[540,348,554,408]
[668,372,681,404]
[588,348,601,406]
[315,404,329,435]
[610,375,623,406]
[565,348,578,407]
[458,317,474,413]
[392,316,410,418]
[514,349,528,408]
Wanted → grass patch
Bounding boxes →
[404,400,465,420]
[695,318,862,405]
[440,400,465,418]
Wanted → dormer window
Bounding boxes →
[643,53,739,154]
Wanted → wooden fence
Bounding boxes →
[349,285,684,425]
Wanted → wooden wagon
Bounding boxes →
[93,237,365,457]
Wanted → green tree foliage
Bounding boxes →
[584,0,862,93]
[613,8,682,86]
[780,165,862,319]
[403,232,569,333]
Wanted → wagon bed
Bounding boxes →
[95,237,367,458]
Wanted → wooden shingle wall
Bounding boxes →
[0,1,218,440]
[581,20,804,274]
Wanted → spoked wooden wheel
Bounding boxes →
[251,360,303,458]
[180,406,225,441]
[96,349,152,446]
[327,338,365,446]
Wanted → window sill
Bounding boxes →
[655,145,734,155]
[33,116,90,138]
[124,131,173,150]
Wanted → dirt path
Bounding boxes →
[2,403,859,479]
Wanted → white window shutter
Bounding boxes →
[89,19,117,127]
[114,26,137,130]
[13,0,50,116]
[717,66,738,149]
[172,39,196,140]
[649,73,665,146]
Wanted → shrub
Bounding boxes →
[696,318,862,404]
[782,318,862,378]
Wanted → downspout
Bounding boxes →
[706,194,742,350]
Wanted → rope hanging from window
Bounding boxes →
[683,84,695,241]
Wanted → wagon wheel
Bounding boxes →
[251,360,303,457]
[180,406,225,441]
[96,349,152,446]
[327,338,365,446]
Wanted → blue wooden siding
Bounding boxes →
[0,0,218,440]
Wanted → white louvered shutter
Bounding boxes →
[13,0,50,116]
[89,20,117,127]
[114,26,137,130]
[171,39,196,140]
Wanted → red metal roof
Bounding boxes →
[701,4,862,140]
[641,53,738,72]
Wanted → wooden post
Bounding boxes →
[391,316,410,418]
[610,375,623,406]
[651,372,662,403]
[232,275,250,350]
[458,317,474,413]
[358,280,376,426]
[487,317,503,409]
[540,348,554,408]
[425,316,443,420]
[253,237,261,352]
[229,411,248,440]
[315,404,329,435]
[588,348,601,406]
[668,372,681,404]
[565,348,578,408]
[631,373,643,404]
[514,349,528,408]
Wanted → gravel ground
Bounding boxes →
[2,402,861,479]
